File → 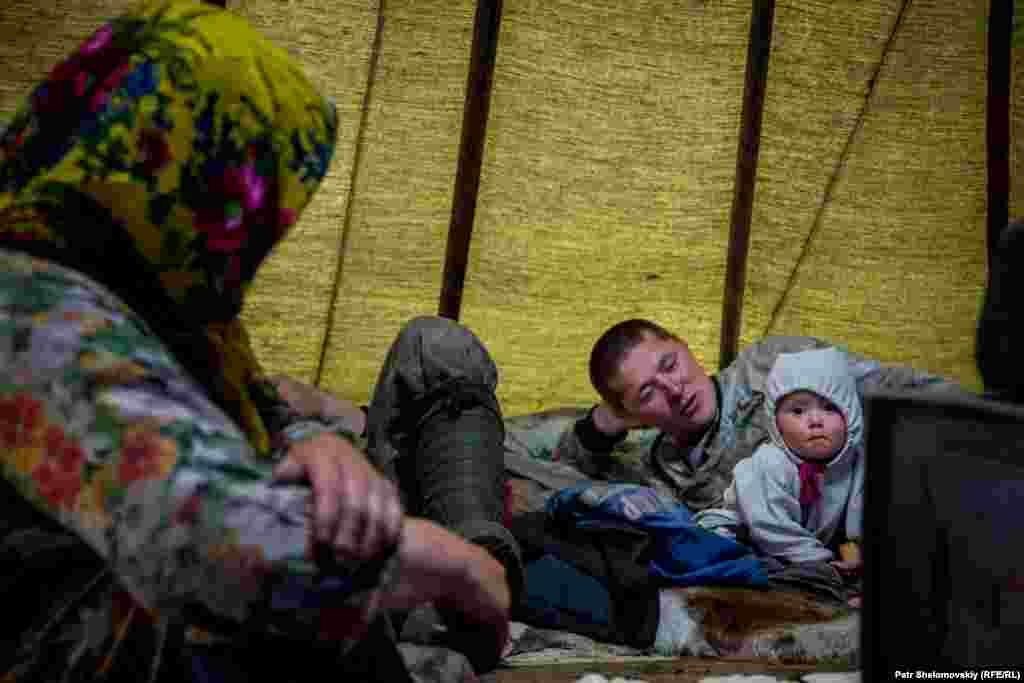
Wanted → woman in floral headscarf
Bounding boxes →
[0,2,508,681]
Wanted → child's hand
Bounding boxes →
[829,559,862,577]
[829,559,863,609]
[838,541,861,565]
[833,542,863,608]
[834,541,862,577]
[830,543,862,580]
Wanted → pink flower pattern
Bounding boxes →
[194,162,268,253]
[35,23,132,115]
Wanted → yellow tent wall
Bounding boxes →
[2,0,1021,416]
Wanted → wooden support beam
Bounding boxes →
[986,0,1013,279]
[439,0,503,321]
[719,0,775,369]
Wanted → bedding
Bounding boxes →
[499,409,860,667]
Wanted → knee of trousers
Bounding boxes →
[392,316,498,392]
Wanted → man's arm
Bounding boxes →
[555,403,633,474]
[554,403,671,497]
[732,335,968,398]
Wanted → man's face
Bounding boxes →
[774,390,847,462]
[612,334,717,439]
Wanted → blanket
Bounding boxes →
[545,482,768,588]
[500,410,860,667]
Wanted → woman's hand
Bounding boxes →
[272,432,401,564]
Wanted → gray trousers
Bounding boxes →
[365,316,521,597]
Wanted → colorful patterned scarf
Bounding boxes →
[0,0,337,453]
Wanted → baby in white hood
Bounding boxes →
[702,347,864,601]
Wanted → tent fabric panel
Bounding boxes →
[0,0,1015,411]
[756,0,987,390]
[317,0,477,406]
[740,0,905,342]
[235,0,379,385]
[462,0,751,414]
[1012,5,1024,221]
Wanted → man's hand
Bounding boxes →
[272,432,401,564]
[592,401,648,433]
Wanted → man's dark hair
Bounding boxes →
[589,319,677,412]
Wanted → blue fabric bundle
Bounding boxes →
[546,483,768,588]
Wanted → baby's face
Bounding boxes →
[775,390,847,462]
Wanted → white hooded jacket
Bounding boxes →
[724,347,865,563]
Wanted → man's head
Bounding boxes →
[774,390,847,463]
[589,319,717,440]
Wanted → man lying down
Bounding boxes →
[279,315,969,660]
[499,319,970,657]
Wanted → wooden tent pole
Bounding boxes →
[201,0,227,6]
[986,0,1013,278]
[719,0,775,369]
[438,0,504,321]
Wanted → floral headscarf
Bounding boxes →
[0,0,337,452]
